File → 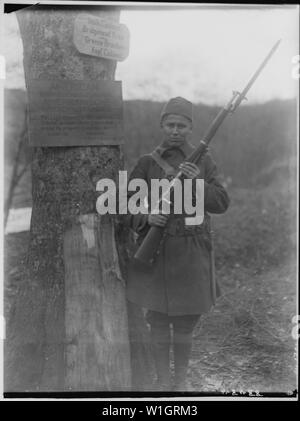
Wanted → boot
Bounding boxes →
[173,335,193,391]
[150,326,171,391]
[152,342,171,391]
[172,315,199,391]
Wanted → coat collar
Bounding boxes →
[154,141,195,158]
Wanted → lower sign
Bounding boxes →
[27,79,124,147]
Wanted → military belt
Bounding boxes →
[164,216,205,236]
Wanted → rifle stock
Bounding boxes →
[134,226,165,266]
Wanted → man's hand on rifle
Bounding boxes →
[179,162,200,179]
[148,214,169,227]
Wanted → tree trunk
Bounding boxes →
[5,5,131,392]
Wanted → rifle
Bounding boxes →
[134,40,281,267]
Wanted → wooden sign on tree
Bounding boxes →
[73,14,130,61]
[27,79,124,146]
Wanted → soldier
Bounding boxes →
[126,97,230,391]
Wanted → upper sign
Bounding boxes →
[27,79,124,147]
[73,14,130,61]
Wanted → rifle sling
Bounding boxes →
[150,150,178,178]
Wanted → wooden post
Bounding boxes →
[5,5,131,391]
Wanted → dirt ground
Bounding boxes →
[190,262,297,394]
[4,229,297,396]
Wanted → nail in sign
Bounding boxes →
[73,14,130,61]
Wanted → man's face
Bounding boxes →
[161,114,192,147]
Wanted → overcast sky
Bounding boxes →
[2,5,299,105]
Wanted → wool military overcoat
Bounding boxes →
[126,141,230,316]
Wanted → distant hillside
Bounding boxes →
[4,88,27,166]
[4,89,31,208]
[4,89,297,208]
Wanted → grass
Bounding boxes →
[190,180,297,394]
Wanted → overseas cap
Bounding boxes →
[160,97,193,124]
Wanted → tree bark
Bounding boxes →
[5,5,131,392]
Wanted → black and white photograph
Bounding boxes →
[0,1,299,402]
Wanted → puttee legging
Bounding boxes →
[146,310,200,381]
[146,310,200,341]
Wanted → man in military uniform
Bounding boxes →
[126,97,230,391]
